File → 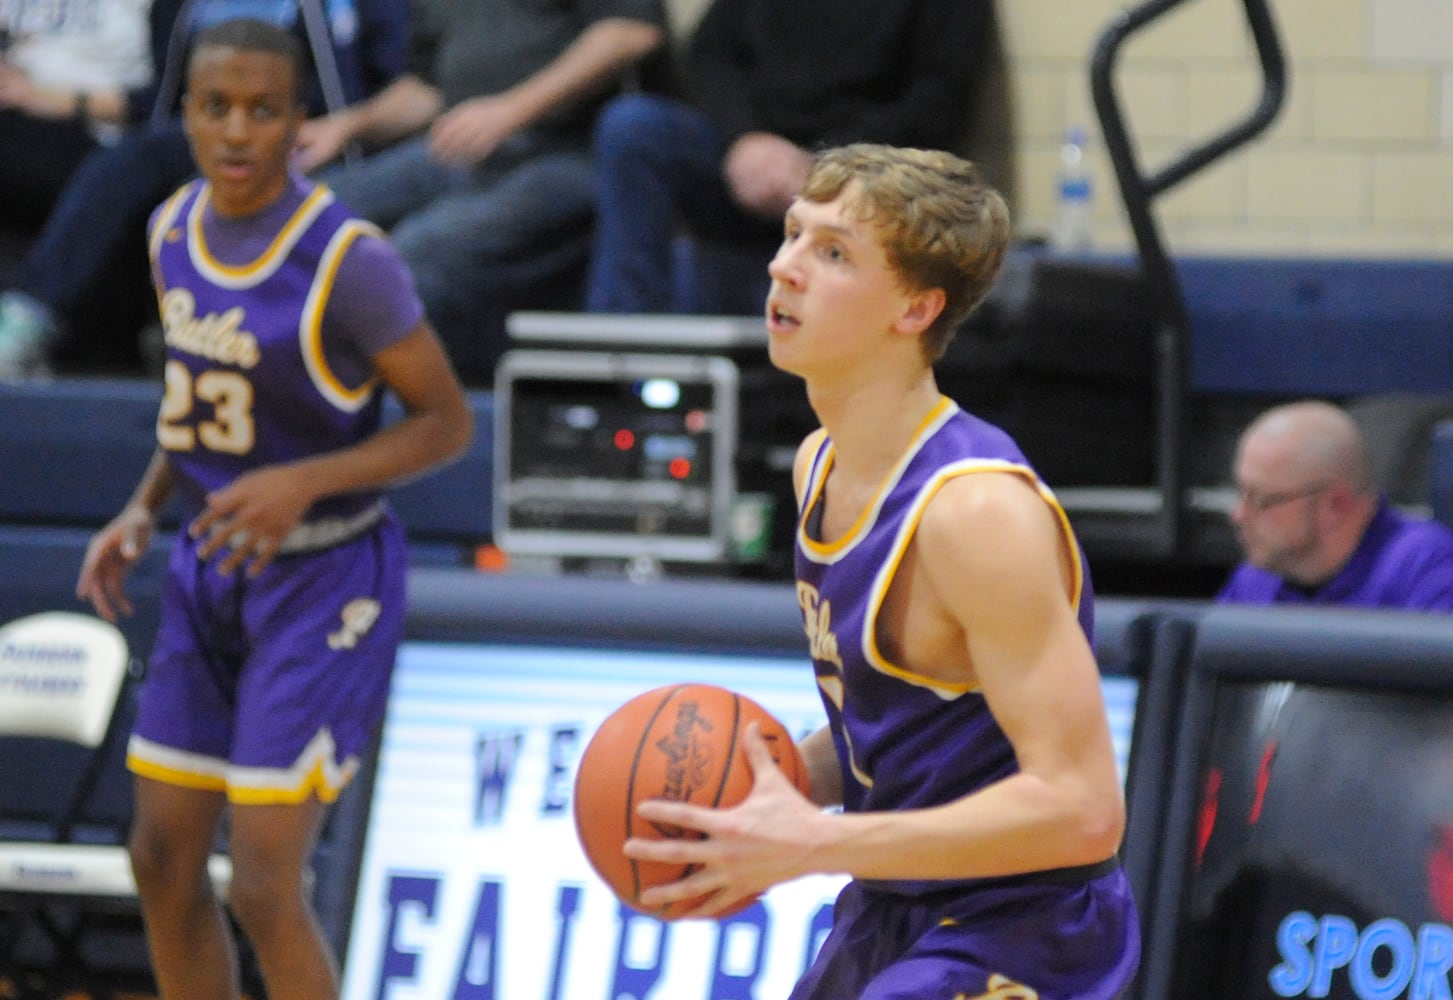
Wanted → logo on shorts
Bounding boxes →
[958,975,1039,1000]
[328,598,381,650]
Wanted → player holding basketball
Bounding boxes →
[75,19,472,999]
[625,144,1140,998]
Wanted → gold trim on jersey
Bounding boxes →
[300,219,386,412]
[863,458,1086,696]
[148,183,196,314]
[148,181,195,263]
[798,396,957,563]
[187,183,335,288]
[959,974,1040,1000]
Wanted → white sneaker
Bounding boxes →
[0,293,56,381]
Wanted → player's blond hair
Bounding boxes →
[800,144,1010,361]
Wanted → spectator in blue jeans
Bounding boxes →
[0,0,409,379]
[303,0,666,383]
[583,0,992,315]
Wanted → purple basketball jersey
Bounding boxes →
[128,177,418,803]
[791,397,1139,998]
[147,178,396,523]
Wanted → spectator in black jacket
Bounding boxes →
[582,0,992,315]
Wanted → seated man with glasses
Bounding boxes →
[1218,399,1453,610]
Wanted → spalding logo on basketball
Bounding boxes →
[572,682,810,921]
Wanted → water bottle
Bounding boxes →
[1052,126,1094,251]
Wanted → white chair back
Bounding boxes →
[0,611,129,748]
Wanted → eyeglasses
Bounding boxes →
[1234,481,1330,513]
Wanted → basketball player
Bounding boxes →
[623,144,1140,998]
[74,19,472,999]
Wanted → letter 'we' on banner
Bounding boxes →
[341,641,846,1000]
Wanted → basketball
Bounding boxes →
[573,683,811,921]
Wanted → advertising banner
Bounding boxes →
[1172,681,1453,1000]
[341,642,842,1000]
[342,640,1140,1000]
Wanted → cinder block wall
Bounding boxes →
[666,0,1453,257]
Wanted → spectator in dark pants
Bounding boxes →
[306,0,667,384]
[583,0,992,315]
[0,0,410,380]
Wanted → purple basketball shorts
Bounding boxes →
[127,512,407,804]
[791,867,1140,1000]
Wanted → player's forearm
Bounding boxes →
[284,397,472,503]
[498,18,663,127]
[813,769,1125,883]
[126,448,175,520]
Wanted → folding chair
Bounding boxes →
[0,611,231,998]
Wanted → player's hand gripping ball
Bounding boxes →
[573,683,811,920]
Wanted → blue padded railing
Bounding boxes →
[0,378,495,560]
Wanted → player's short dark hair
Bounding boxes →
[189,18,306,105]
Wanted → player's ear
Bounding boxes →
[894,286,946,337]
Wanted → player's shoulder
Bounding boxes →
[316,186,387,244]
[791,427,829,501]
[148,179,202,235]
[918,466,1051,549]
[334,218,398,265]
[926,464,1040,512]
[794,427,829,467]
[322,202,408,286]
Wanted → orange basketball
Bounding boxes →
[573,683,811,921]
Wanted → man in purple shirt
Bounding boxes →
[1218,399,1453,611]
